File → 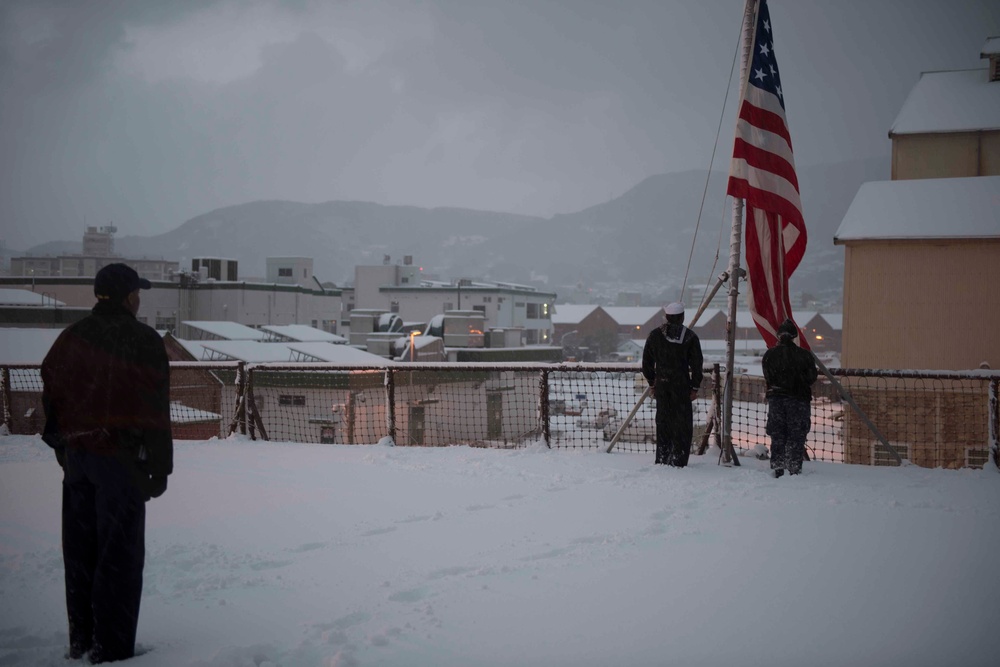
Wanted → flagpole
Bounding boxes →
[721,0,759,466]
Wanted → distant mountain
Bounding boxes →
[26,156,887,301]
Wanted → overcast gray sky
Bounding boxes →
[1,0,997,249]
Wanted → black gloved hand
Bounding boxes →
[146,475,168,499]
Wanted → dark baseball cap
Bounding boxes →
[94,263,152,300]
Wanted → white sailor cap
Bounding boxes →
[664,302,684,316]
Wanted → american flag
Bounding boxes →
[727,0,809,349]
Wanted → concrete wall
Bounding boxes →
[266,257,313,286]
[387,286,554,344]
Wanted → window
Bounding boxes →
[401,276,409,284]
[279,395,306,406]
[473,305,486,314]
[155,316,176,332]
[390,301,400,313]
[483,296,492,303]
[526,303,539,319]
[278,268,293,277]
[443,302,454,311]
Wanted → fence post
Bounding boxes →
[539,369,550,448]
[227,362,247,436]
[246,367,257,441]
[239,362,247,435]
[711,363,722,450]
[696,364,727,459]
[385,368,396,444]
[1,367,12,434]
[990,378,999,471]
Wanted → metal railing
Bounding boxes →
[3,362,998,469]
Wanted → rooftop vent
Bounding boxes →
[983,36,1000,83]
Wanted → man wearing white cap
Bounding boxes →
[642,302,704,466]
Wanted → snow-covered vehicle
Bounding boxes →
[603,399,709,444]
[602,414,657,443]
[549,393,588,416]
[575,406,618,429]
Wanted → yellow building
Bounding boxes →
[833,38,999,468]
[836,38,1000,371]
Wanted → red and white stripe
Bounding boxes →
[727,44,808,349]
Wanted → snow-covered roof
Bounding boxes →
[982,37,1000,56]
[183,321,268,341]
[689,308,724,327]
[491,280,538,291]
[199,341,297,362]
[172,338,210,361]
[261,325,347,343]
[819,314,843,330]
[194,340,389,364]
[286,343,388,364]
[700,337,770,351]
[603,307,664,326]
[170,401,221,424]
[793,311,817,328]
[835,176,1000,241]
[734,311,756,329]
[0,289,66,307]
[0,328,63,363]
[890,68,999,135]
[551,304,599,325]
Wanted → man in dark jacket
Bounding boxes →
[41,263,173,663]
[762,318,818,477]
[642,302,703,467]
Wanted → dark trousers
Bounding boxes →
[654,387,694,467]
[766,396,811,474]
[62,448,146,662]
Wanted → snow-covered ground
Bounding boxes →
[1,434,998,667]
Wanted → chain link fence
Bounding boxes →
[3,362,998,469]
[1,362,240,442]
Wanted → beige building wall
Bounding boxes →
[891,130,1000,179]
[841,378,991,468]
[841,239,1000,370]
[981,131,1000,174]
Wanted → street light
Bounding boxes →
[559,330,578,347]
[409,329,420,362]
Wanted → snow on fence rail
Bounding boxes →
[2,363,997,469]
